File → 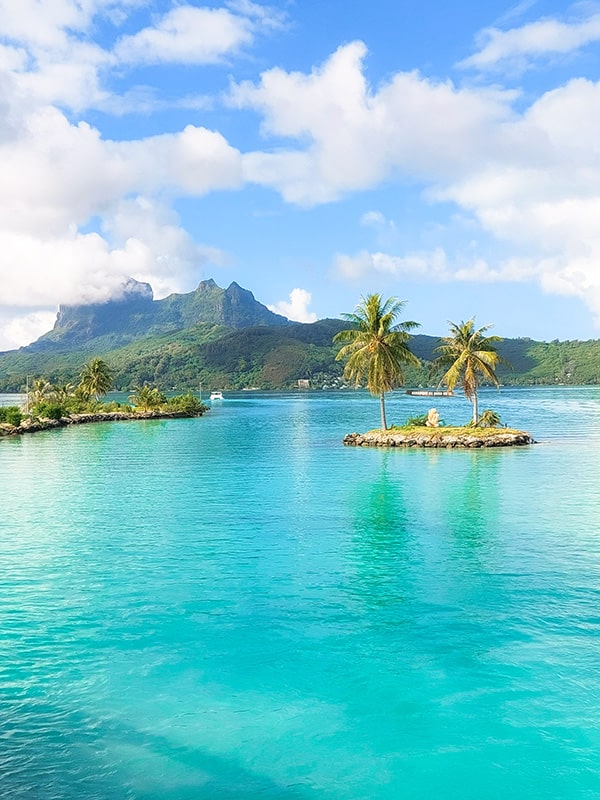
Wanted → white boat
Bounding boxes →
[406,389,454,397]
[209,391,224,401]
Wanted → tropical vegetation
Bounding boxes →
[433,319,506,425]
[333,294,420,430]
[0,406,22,426]
[3,321,600,394]
[0,360,209,433]
[79,358,114,401]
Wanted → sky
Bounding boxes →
[1,0,600,350]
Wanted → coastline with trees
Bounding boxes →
[0,357,208,437]
[1,297,535,446]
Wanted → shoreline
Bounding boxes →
[343,428,535,448]
[0,409,208,437]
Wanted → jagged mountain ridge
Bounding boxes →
[2,277,600,391]
[27,278,289,353]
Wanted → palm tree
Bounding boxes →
[333,294,420,430]
[28,377,54,407]
[79,358,113,402]
[129,384,166,412]
[52,382,75,403]
[433,319,505,425]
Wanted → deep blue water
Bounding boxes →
[1,387,600,799]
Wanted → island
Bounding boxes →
[0,405,209,438]
[343,426,534,448]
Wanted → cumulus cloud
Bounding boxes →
[0,1,284,114]
[460,11,600,72]
[268,289,317,323]
[334,247,541,285]
[0,309,57,352]
[116,2,285,66]
[231,41,515,204]
[101,197,227,298]
[0,105,236,311]
[228,42,600,324]
[0,200,226,309]
[3,3,600,346]
[0,2,256,348]
[335,248,451,281]
[0,108,239,322]
[115,5,255,65]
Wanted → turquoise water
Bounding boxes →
[1,387,600,799]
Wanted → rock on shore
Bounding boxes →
[0,409,207,437]
[343,429,534,448]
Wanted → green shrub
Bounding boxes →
[31,402,68,420]
[477,409,502,428]
[405,413,429,426]
[99,401,132,412]
[0,406,22,426]
[167,393,207,414]
[129,384,167,411]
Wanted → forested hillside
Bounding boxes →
[1,279,599,391]
[1,321,600,392]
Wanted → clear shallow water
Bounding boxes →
[1,387,600,799]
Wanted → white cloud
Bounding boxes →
[0,1,283,115]
[334,248,450,281]
[0,309,57,351]
[360,210,395,229]
[0,102,238,314]
[268,288,317,323]
[460,11,600,72]
[115,5,254,65]
[0,0,92,48]
[0,0,145,47]
[115,2,285,66]
[2,3,600,347]
[0,196,226,311]
[231,41,515,204]
[334,247,539,284]
[0,2,253,349]
[229,43,600,323]
[101,197,226,298]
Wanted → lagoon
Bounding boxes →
[1,386,600,798]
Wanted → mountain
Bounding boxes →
[27,278,289,354]
[1,277,600,392]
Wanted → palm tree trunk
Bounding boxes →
[472,391,479,425]
[380,392,387,430]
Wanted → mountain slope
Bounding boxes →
[1,277,600,391]
[26,278,289,354]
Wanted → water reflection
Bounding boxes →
[441,450,502,554]
[348,451,413,612]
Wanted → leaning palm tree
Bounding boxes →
[334,294,420,430]
[433,319,505,425]
[79,358,113,402]
[52,382,75,403]
[28,377,54,407]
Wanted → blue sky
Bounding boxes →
[1,0,600,349]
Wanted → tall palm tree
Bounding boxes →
[334,294,420,430]
[79,358,113,402]
[28,377,54,407]
[433,319,505,425]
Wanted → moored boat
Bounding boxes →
[406,389,454,397]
